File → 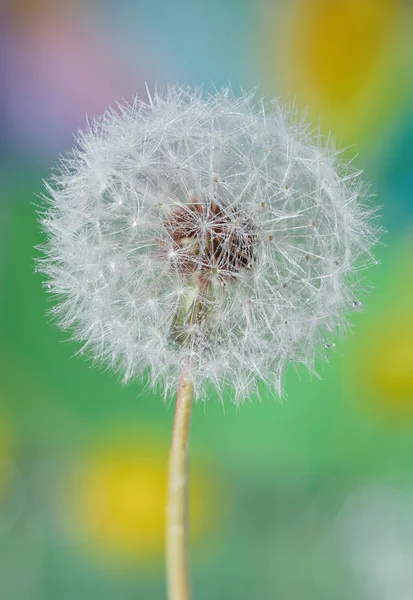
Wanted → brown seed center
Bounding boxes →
[161,196,255,285]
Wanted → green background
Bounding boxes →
[1,1,412,598]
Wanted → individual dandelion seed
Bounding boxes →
[36,85,379,600]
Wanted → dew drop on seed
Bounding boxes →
[352,300,362,309]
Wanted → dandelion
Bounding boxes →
[37,85,378,599]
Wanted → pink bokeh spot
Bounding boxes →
[6,8,142,155]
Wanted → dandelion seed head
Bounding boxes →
[37,85,379,403]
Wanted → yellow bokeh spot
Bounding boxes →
[351,240,413,415]
[362,325,413,412]
[291,0,399,106]
[74,438,216,562]
[264,0,405,141]
[374,333,413,400]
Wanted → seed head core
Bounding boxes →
[161,196,255,286]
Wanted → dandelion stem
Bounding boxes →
[166,367,194,600]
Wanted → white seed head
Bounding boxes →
[37,85,379,403]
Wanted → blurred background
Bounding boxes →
[0,0,412,598]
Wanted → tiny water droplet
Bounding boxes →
[352,300,362,309]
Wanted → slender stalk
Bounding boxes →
[166,367,194,600]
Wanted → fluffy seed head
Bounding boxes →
[37,85,379,403]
